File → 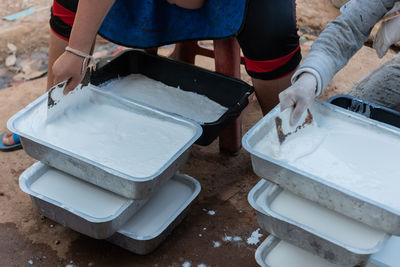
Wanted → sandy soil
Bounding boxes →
[0,1,397,266]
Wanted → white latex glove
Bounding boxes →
[279,73,317,126]
[374,12,400,58]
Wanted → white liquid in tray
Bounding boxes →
[99,74,228,123]
[257,188,386,249]
[30,169,128,218]
[265,240,339,267]
[264,240,379,267]
[254,114,400,211]
[120,177,193,237]
[17,96,195,178]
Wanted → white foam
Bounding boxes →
[254,114,400,211]
[119,178,192,237]
[98,74,228,123]
[30,169,128,218]
[257,188,386,249]
[17,93,195,178]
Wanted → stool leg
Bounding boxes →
[169,41,199,64]
[213,39,242,155]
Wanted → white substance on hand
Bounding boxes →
[98,74,228,123]
[257,188,385,249]
[30,169,128,218]
[17,96,195,178]
[119,178,192,237]
[254,115,400,210]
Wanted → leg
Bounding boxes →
[347,54,400,112]
[169,41,199,64]
[252,70,295,115]
[213,38,242,155]
[236,0,301,115]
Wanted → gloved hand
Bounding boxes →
[279,73,317,126]
[374,14,400,58]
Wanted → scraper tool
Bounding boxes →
[47,82,92,123]
[274,108,315,145]
[47,69,92,122]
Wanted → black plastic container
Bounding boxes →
[91,49,254,146]
[328,94,400,128]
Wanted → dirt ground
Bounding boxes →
[0,1,397,267]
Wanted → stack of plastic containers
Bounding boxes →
[8,49,253,254]
[243,97,400,266]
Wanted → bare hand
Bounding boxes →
[52,51,86,94]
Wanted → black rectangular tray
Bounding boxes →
[91,49,254,146]
[328,94,400,128]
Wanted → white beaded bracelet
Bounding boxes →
[65,46,94,74]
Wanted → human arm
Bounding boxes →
[374,15,400,58]
[52,0,116,94]
[279,0,397,125]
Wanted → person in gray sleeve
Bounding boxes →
[279,0,400,125]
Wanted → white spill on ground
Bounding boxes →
[233,236,242,241]
[223,235,233,242]
[207,210,216,215]
[222,234,243,242]
[182,261,191,267]
[247,228,263,245]
[213,241,221,247]
[198,264,207,267]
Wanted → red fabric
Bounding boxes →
[244,45,300,73]
[52,0,76,26]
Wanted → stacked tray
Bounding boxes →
[20,162,201,253]
[249,180,389,266]
[243,99,400,234]
[10,50,250,253]
[244,98,400,266]
[8,85,202,199]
